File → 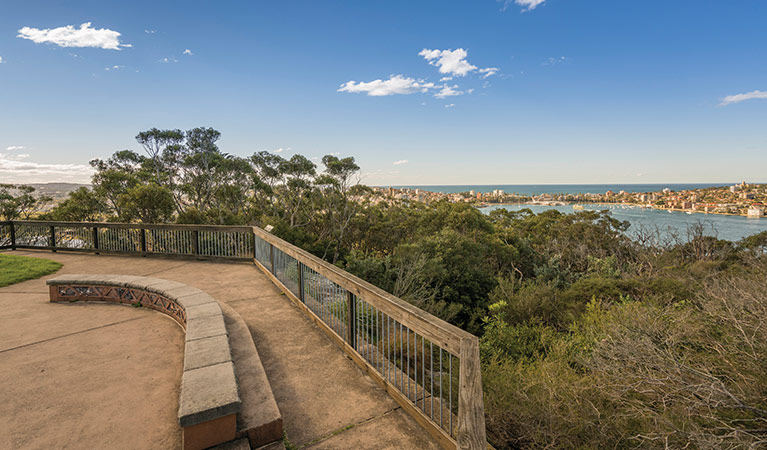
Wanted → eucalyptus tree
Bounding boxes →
[0,184,50,220]
[311,155,362,261]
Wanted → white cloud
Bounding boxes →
[419,48,477,77]
[434,84,463,99]
[543,56,567,66]
[5,146,26,151]
[720,90,767,106]
[160,57,178,63]
[145,29,156,34]
[440,76,453,81]
[17,22,131,50]
[445,104,456,108]
[271,147,292,153]
[104,65,122,71]
[183,49,193,55]
[0,56,3,64]
[0,153,93,183]
[393,160,408,165]
[338,75,435,96]
[503,0,546,11]
[479,67,498,79]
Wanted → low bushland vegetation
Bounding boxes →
[3,127,766,448]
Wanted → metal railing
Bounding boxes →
[0,220,254,261]
[252,226,487,450]
[0,220,487,449]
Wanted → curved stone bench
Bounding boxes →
[47,274,242,450]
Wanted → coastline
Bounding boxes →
[480,201,754,218]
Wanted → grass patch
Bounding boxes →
[0,253,62,287]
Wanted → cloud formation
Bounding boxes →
[0,153,93,183]
[720,90,767,106]
[183,49,193,55]
[18,22,131,50]
[393,160,408,165]
[504,0,546,11]
[338,75,435,96]
[479,67,498,79]
[0,56,3,64]
[6,146,26,151]
[434,85,463,98]
[419,48,477,77]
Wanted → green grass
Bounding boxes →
[0,253,62,287]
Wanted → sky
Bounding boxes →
[0,0,766,185]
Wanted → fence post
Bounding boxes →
[270,243,275,273]
[457,336,487,450]
[92,226,99,254]
[49,225,57,252]
[10,222,16,250]
[298,262,305,302]
[140,228,147,255]
[193,230,200,256]
[347,291,356,349]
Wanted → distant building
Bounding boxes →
[747,206,764,218]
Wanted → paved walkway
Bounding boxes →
[0,250,439,450]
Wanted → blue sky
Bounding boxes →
[1,0,765,185]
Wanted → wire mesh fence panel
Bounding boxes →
[254,235,271,267]
[301,264,348,339]
[198,230,252,258]
[99,228,142,252]
[273,247,300,297]
[54,225,95,250]
[0,223,11,247]
[352,297,460,438]
[146,228,194,255]
[13,224,50,247]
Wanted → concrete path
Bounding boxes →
[0,250,440,450]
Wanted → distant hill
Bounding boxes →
[27,183,91,201]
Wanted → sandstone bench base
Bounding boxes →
[47,275,243,450]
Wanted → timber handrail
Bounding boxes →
[251,225,487,450]
[252,226,472,356]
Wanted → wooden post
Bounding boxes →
[297,262,305,303]
[10,222,16,250]
[92,226,99,254]
[49,225,57,252]
[270,243,275,273]
[457,337,487,450]
[140,228,147,255]
[193,230,200,256]
[347,291,356,349]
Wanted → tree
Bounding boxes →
[135,128,184,184]
[0,184,50,220]
[117,183,175,223]
[47,187,105,221]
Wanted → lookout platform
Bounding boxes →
[0,250,440,450]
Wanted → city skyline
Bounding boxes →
[1,0,766,185]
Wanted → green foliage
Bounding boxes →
[46,187,106,221]
[0,254,62,287]
[0,184,50,220]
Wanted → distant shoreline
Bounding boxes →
[481,201,751,218]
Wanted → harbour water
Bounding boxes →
[479,203,767,243]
